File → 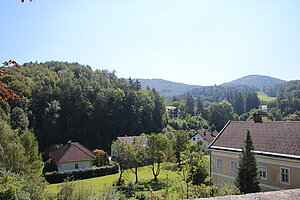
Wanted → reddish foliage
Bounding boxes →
[92,149,106,155]
[0,60,21,103]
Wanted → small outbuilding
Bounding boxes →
[50,141,95,172]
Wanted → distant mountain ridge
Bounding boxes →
[134,78,200,99]
[135,75,286,99]
[222,75,285,90]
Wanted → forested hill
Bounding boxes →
[0,62,166,152]
[135,75,285,99]
[222,75,285,91]
[263,80,300,97]
[134,78,201,99]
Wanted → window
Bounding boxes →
[259,166,267,180]
[230,161,238,172]
[216,158,223,169]
[280,167,290,184]
[75,163,78,169]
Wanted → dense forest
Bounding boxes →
[0,62,166,153]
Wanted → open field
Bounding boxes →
[257,92,276,102]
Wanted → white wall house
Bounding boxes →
[58,161,92,172]
[51,141,95,172]
[191,131,218,146]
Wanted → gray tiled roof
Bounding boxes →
[209,121,300,157]
[117,136,148,145]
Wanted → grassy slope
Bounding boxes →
[257,92,276,102]
[45,164,179,195]
[46,157,210,199]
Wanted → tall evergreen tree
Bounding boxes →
[196,97,204,115]
[236,130,260,194]
[233,92,244,115]
[185,93,194,115]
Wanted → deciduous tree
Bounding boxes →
[146,133,173,180]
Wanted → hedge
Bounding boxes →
[44,161,119,184]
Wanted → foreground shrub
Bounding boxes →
[99,186,122,200]
[45,161,119,184]
[0,170,46,200]
[56,180,95,200]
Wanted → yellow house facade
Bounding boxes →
[208,118,300,191]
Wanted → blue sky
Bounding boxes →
[1,0,300,85]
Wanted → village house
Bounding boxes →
[190,131,219,146]
[208,114,300,191]
[166,106,180,119]
[111,135,148,156]
[51,141,95,172]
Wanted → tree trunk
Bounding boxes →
[135,166,138,184]
[117,169,124,185]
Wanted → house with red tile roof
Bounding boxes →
[51,141,95,172]
[191,131,219,146]
[208,114,300,191]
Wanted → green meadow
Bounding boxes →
[257,92,276,102]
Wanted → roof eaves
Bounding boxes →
[254,150,300,160]
[208,120,232,150]
[210,146,242,152]
[209,146,300,160]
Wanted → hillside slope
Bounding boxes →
[134,78,201,99]
[222,75,285,90]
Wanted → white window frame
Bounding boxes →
[216,158,223,169]
[280,167,290,185]
[230,160,238,173]
[258,166,267,180]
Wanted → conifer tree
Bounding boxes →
[236,130,260,194]
[185,93,195,115]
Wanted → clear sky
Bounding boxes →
[1,0,300,85]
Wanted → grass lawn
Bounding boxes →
[45,163,179,196]
[45,156,210,198]
[257,92,276,102]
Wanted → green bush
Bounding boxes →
[45,161,119,184]
[43,159,57,173]
[56,180,96,200]
[99,186,122,200]
[0,170,46,200]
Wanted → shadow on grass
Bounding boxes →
[116,178,170,199]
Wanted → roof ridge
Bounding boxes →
[72,142,95,159]
[56,143,72,163]
[208,120,231,149]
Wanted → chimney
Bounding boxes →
[67,140,72,144]
[211,131,214,137]
[253,112,262,123]
[204,132,206,136]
